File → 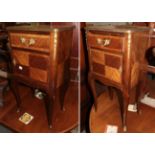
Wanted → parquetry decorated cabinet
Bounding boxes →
[7,25,74,128]
[86,25,150,131]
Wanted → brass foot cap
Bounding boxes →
[138,110,142,115]
[17,109,20,113]
[94,105,97,112]
[123,126,127,132]
[62,107,66,111]
[61,107,66,111]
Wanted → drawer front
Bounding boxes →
[87,33,124,51]
[10,33,50,53]
[91,49,122,83]
[12,50,49,83]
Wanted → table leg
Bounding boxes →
[57,85,67,111]
[108,86,113,100]
[10,80,21,112]
[115,89,129,132]
[135,82,141,114]
[88,73,98,111]
[122,92,129,132]
[44,91,53,129]
[0,80,8,107]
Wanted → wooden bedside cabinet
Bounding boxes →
[86,25,150,131]
[7,25,74,128]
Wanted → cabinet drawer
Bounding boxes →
[12,50,49,83]
[87,33,124,51]
[91,49,123,83]
[9,33,50,53]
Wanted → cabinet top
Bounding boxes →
[7,25,75,32]
[86,25,151,33]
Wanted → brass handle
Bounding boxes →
[20,37,35,46]
[29,38,36,46]
[18,65,23,70]
[119,66,122,73]
[20,37,26,44]
[13,59,16,65]
[97,38,111,46]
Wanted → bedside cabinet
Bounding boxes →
[86,25,150,131]
[7,25,74,128]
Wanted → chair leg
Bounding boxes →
[88,73,98,111]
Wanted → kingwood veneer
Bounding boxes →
[7,25,74,128]
[86,25,150,131]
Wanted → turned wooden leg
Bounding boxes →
[88,73,98,111]
[44,92,53,128]
[108,86,113,100]
[10,80,21,112]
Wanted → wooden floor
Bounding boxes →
[90,80,155,133]
[0,83,78,133]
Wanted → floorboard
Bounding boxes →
[0,83,78,133]
[90,79,155,133]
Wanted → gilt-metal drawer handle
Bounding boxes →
[97,38,111,46]
[13,59,16,65]
[29,38,36,46]
[20,37,35,46]
[119,66,122,73]
[18,65,23,70]
[20,37,26,44]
